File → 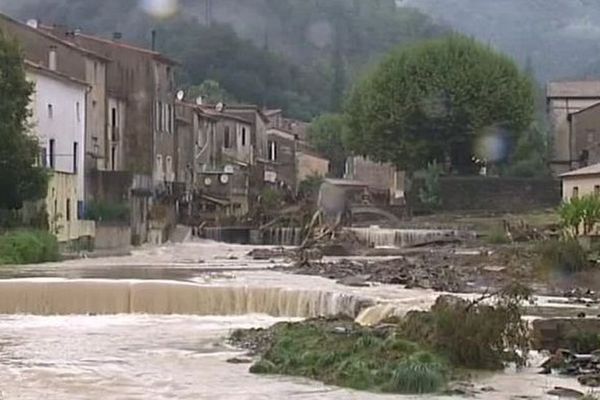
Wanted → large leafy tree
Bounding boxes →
[0,30,48,210]
[307,114,348,178]
[345,35,535,172]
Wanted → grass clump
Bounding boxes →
[536,239,589,274]
[0,229,59,265]
[485,229,511,245]
[240,318,448,394]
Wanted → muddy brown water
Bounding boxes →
[0,240,594,399]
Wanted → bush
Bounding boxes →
[85,201,130,223]
[0,230,59,265]
[486,229,511,245]
[536,239,589,274]
[400,285,531,370]
[386,354,446,394]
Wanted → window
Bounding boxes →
[241,127,247,146]
[573,186,579,198]
[166,156,173,181]
[47,104,53,119]
[93,62,98,84]
[156,154,164,180]
[49,139,56,169]
[595,185,600,196]
[158,101,163,132]
[76,102,81,122]
[155,102,160,131]
[224,126,231,148]
[268,140,277,161]
[111,107,118,141]
[66,199,71,222]
[111,146,117,171]
[73,142,78,173]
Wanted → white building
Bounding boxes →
[26,60,87,202]
[26,60,93,242]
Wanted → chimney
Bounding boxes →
[48,46,57,71]
[112,32,122,41]
[151,30,157,51]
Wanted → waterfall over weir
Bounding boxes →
[0,279,374,319]
[347,227,476,248]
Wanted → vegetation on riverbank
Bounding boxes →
[0,230,59,265]
[231,285,531,394]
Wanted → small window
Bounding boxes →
[49,139,56,168]
[224,126,231,148]
[158,102,163,132]
[241,127,247,146]
[268,140,277,161]
[76,102,81,122]
[595,185,600,196]
[573,186,580,198]
[73,142,78,173]
[111,146,117,171]
[66,199,71,222]
[47,104,53,119]
[111,107,117,127]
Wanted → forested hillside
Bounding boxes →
[400,0,600,82]
[0,0,446,120]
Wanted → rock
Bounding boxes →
[578,374,600,387]
[226,357,253,364]
[546,387,583,398]
[333,326,348,334]
[336,276,370,287]
[480,386,495,392]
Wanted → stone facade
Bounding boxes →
[547,81,600,175]
[345,156,405,205]
[568,102,600,169]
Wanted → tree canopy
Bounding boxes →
[0,30,48,210]
[345,35,535,172]
[307,114,348,178]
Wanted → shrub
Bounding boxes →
[486,229,511,245]
[559,194,600,237]
[418,161,442,210]
[400,284,531,370]
[85,201,130,223]
[0,230,59,265]
[536,239,589,274]
[386,354,446,394]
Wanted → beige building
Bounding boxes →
[46,173,95,243]
[547,81,600,175]
[560,163,600,201]
[296,149,330,182]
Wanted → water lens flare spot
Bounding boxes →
[475,130,509,162]
[141,0,178,18]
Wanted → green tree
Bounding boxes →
[186,79,235,104]
[345,35,535,173]
[0,30,48,210]
[307,114,348,178]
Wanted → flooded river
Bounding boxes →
[0,241,593,399]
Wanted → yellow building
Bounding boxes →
[46,172,95,243]
[561,163,600,201]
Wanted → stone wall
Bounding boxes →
[94,223,131,250]
[409,176,561,213]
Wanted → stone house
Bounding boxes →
[266,127,298,193]
[40,27,178,244]
[344,156,405,205]
[547,81,600,175]
[560,163,600,202]
[296,143,330,183]
[0,14,110,202]
[176,102,253,219]
[567,102,600,170]
[25,60,94,243]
